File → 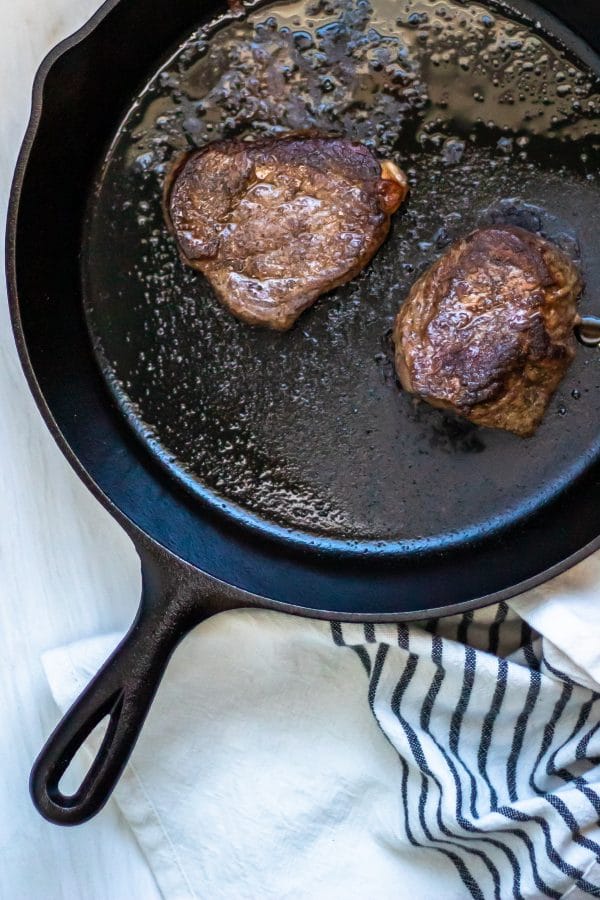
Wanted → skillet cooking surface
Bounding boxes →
[84,0,600,552]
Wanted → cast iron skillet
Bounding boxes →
[6,0,600,826]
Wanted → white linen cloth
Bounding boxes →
[42,552,600,900]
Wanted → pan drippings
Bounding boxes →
[84,0,600,545]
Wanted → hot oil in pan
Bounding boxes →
[84,0,600,547]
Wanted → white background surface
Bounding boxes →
[0,1,160,896]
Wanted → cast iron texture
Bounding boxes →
[5,0,600,823]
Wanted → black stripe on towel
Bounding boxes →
[501,666,599,888]
[364,623,376,643]
[550,695,597,777]
[473,651,586,897]
[488,603,509,656]
[330,622,344,646]
[529,681,574,794]
[425,639,526,900]
[528,684,600,858]
[478,658,508,811]
[386,638,487,900]
[507,670,542,801]
[475,657,562,899]
[395,628,509,899]
[457,611,474,645]
[424,617,439,635]
[338,617,600,897]
[520,620,541,670]
[330,622,371,675]
[576,721,600,762]
[496,802,599,893]
[402,629,574,899]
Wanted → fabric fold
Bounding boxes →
[42,556,600,900]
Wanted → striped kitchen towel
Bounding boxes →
[43,553,600,900]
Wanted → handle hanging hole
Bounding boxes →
[58,714,111,797]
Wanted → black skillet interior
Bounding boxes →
[78,0,600,614]
[85,0,600,546]
[8,0,600,825]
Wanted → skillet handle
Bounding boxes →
[30,547,216,825]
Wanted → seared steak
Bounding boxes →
[394,225,582,437]
[165,134,408,330]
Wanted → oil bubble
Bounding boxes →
[441,138,466,165]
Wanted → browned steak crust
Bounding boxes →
[165,134,408,330]
[394,225,582,437]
